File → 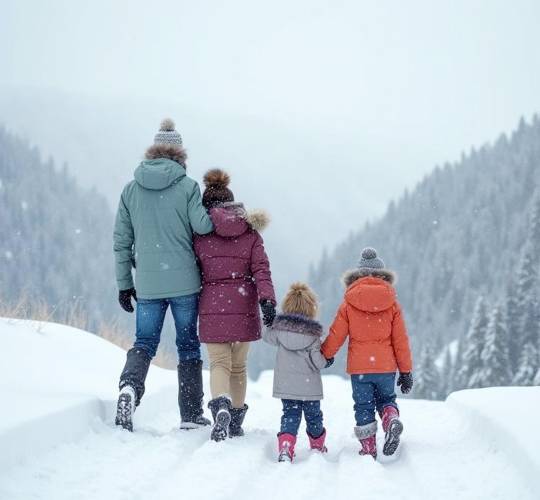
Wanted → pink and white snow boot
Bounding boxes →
[307,429,328,453]
[277,433,297,462]
[355,422,377,459]
[381,405,403,456]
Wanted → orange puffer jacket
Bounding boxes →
[322,275,412,374]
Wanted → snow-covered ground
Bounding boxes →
[0,318,537,500]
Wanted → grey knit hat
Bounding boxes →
[154,118,183,147]
[358,247,385,270]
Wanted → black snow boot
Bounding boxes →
[178,359,211,429]
[229,404,248,437]
[116,347,151,431]
[208,396,232,442]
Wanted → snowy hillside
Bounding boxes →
[0,319,538,500]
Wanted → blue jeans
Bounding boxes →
[134,293,201,362]
[351,373,398,426]
[280,399,324,437]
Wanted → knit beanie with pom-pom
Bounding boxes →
[281,282,319,319]
[154,118,183,147]
[357,247,385,270]
[202,168,234,209]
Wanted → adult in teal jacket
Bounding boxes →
[114,118,214,432]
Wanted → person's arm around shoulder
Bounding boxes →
[187,181,213,235]
[321,301,350,359]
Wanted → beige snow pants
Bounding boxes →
[206,342,250,408]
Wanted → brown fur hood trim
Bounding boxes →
[220,203,270,232]
[271,314,323,337]
[145,143,188,166]
[245,209,270,232]
[342,268,397,287]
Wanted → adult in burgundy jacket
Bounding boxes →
[194,169,276,442]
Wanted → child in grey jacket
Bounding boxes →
[263,282,332,462]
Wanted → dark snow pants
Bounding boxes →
[351,373,398,426]
[280,399,324,438]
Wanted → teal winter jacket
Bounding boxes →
[113,159,213,299]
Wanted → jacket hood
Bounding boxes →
[210,203,270,238]
[342,268,397,287]
[345,276,396,313]
[271,314,322,351]
[134,159,186,190]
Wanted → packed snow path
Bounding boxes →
[0,319,537,500]
[1,377,535,500]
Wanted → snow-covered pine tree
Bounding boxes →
[513,343,538,385]
[533,367,540,386]
[508,249,537,368]
[439,346,454,398]
[456,296,489,389]
[414,340,441,400]
[478,304,511,387]
[512,290,540,385]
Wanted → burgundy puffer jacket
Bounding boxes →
[194,203,276,343]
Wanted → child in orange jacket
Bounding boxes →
[321,248,413,459]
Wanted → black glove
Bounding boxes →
[397,372,413,394]
[119,287,137,313]
[324,357,335,368]
[260,300,276,327]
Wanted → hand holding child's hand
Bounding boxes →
[397,372,413,394]
[324,357,334,368]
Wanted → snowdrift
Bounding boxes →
[0,317,176,468]
[0,318,537,500]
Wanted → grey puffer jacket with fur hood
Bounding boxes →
[263,314,327,400]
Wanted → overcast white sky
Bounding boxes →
[2,0,540,282]
[2,0,539,133]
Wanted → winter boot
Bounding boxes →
[178,359,211,429]
[208,396,232,442]
[355,422,377,460]
[381,405,403,456]
[115,385,136,432]
[229,404,248,438]
[307,429,328,453]
[277,433,297,462]
[116,347,152,431]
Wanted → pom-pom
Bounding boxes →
[361,247,377,259]
[160,118,175,131]
[204,168,231,188]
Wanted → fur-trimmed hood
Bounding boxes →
[209,203,270,238]
[271,314,323,337]
[245,209,270,232]
[342,268,397,288]
[145,143,187,166]
[270,313,323,352]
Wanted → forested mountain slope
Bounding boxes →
[310,116,540,390]
[0,127,115,327]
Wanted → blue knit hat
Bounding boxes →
[358,247,385,270]
[154,118,183,147]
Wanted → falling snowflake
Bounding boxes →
[21,201,28,211]
[75,228,82,234]
[238,286,247,296]
[5,251,13,260]
[160,262,170,270]
[369,356,375,362]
